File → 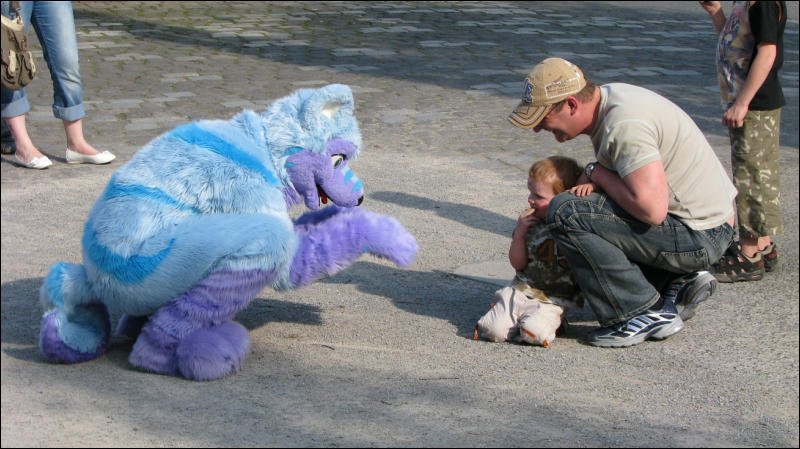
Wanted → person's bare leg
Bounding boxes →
[757,236,771,251]
[4,115,46,163]
[739,236,757,258]
[63,118,100,155]
[739,235,772,258]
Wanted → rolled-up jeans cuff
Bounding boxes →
[53,103,85,122]
[1,96,31,119]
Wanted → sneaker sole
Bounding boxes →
[678,273,717,321]
[589,318,685,348]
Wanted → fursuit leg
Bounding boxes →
[39,263,111,363]
[129,268,275,380]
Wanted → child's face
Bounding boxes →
[527,176,558,220]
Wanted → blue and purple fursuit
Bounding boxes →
[38,84,418,380]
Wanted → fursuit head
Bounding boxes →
[38,84,418,380]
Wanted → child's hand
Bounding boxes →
[516,207,540,232]
[569,182,596,197]
[699,1,721,15]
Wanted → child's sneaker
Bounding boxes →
[757,243,778,272]
[710,243,765,283]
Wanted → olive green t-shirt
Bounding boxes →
[590,83,736,230]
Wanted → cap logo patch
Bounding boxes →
[522,78,533,102]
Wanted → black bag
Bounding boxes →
[1,1,36,90]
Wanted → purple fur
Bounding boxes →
[283,186,303,209]
[293,205,349,230]
[129,321,181,376]
[176,322,250,381]
[129,268,274,380]
[285,139,363,210]
[289,207,418,288]
[39,305,110,364]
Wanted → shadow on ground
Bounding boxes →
[370,190,516,238]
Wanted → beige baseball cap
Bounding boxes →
[508,57,587,129]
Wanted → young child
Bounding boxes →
[475,156,585,347]
[701,0,786,281]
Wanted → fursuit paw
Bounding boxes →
[175,322,251,381]
[39,303,111,364]
[130,321,250,381]
[359,211,418,267]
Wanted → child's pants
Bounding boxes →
[476,286,565,348]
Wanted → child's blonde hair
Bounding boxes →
[529,156,582,194]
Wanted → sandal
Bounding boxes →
[757,243,778,273]
[710,243,765,283]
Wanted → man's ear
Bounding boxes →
[567,96,580,116]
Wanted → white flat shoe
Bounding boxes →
[66,148,116,165]
[14,154,53,169]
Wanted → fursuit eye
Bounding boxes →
[331,154,345,169]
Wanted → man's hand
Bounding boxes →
[569,182,596,197]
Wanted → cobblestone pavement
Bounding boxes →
[9,1,800,171]
[2,2,798,447]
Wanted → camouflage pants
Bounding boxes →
[728,108,783,239]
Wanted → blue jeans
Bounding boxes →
[546,192,734,327]
[1,1,85,121]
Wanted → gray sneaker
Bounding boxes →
[663,270,717,321]
[587,301,684,348]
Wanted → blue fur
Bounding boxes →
[54,308,107,353]
[40,262,92,316]
[170,123,280,186]
[284,146,305,156]
[262,84,362,184]
[64,87,361,317]
[42,263,67,309]
[82,214,295,316]
[104,174,200,214]
[343,168,363,192]
[83,222,176,284]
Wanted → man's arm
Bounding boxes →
[587,161,669,226]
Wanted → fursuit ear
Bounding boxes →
[300,84,355,136]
